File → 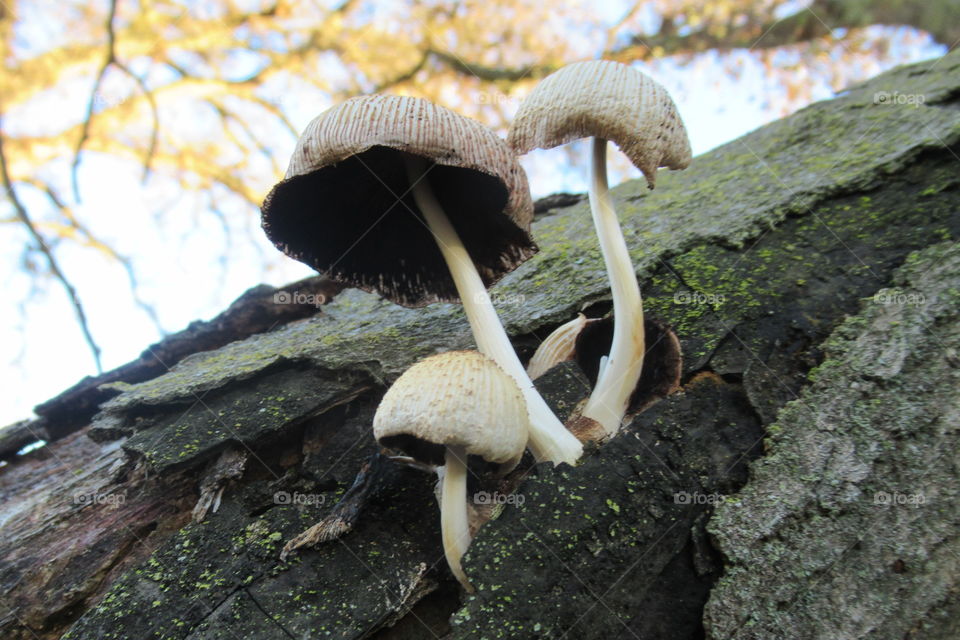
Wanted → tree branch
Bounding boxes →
[1,116,103,373]
[616,8,834,57]
[427,48,555,82]
[113,60,160,185]
[606,0,958,61]
[207,98,282,177]
[28,179,165,336]
[371,49,431,93]
[72,0,160,199]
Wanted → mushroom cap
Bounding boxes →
[526,313,587,380]
[507,60,692,187]
[262,95,537,307]
[373,350,529,467]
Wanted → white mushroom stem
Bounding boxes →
[580,138,645,437]
[441,445,473,592]
[405,156,583,466]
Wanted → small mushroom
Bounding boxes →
[509,60,691,440]
[262,95,582,466]
[526,313,588,380]
[373,350,529,592]
[529,314,683,430]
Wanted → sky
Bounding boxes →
[0,8,948,431]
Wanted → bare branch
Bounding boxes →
[72,0,120,201]
[72,0,160,198]
[606,0,959,62]
[1,115,103,373]
[207,99,282,177]
[603,3,645,54]
[427,48,555,82]
[113,60,160,185]
[28,179,166,336]
[248,96,299,139]
[371,49,431,93]
[608,9,835,60]
[72,62,111,202]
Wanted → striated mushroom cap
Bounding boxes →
[508,60,691,187]
[262,95,536,307]
[373,350,528,468]
[527,313,588,380]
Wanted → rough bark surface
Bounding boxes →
[0,51,958,640]
[704,241,960,640]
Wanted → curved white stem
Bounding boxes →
[405,156,583,465]
[441,445,473,592]
[581,138,645,437]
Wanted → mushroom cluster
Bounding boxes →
[261,60,690,591]
[262,94,582,467]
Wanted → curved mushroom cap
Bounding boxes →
[373,350,528,467]
[508,60,691,188]
[527,313,587,380]
[262,95,536,307]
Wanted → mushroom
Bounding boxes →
[526,313,588,380]
[528,314,683,424]
[508,60,691,440]
[261,94,582,465]
[373,350,528,592]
